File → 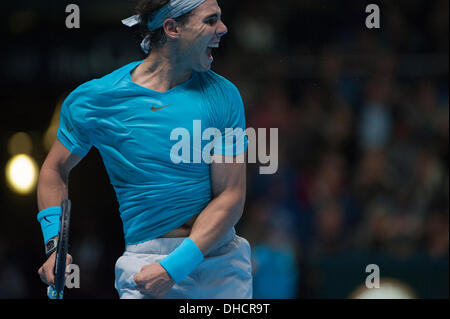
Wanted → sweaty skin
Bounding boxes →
[159,215,197,237]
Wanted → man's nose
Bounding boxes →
[217,19,228,37]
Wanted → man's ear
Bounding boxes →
[163,18,181,40]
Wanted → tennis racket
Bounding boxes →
[47,199,72,299]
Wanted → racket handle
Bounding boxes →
[47,285,63,299]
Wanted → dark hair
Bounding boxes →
[135,0,194,53]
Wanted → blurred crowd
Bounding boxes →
[229,0,449,298]
[0,0,448,298]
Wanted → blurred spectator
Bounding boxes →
[358,79,394,150]
[243,200,300,298]
[310,200,348,259]
[423,207,449,260]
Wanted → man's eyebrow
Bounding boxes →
[203,12,221,19]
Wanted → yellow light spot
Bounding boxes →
[6,154,39,195]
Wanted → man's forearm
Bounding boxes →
[189,189,245,256]
[37,166,68,211]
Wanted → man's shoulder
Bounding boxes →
[196,70,241,101]
[97,60,141,87]
[198,70,238,91]
[65,61,141,104]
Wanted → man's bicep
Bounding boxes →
[210,154,246,199]
[43,138,83,176]
[37,139,82,210]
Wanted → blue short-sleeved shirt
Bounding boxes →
[57,61,248,245]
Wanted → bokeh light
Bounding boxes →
[5,154,39,195]
[349,278,418,299]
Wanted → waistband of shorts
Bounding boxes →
[125,227,236,255]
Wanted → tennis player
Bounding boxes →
[37,0,252,299]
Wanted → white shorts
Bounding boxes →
[114,228,253,299]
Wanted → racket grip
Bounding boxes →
[47,285,63,299]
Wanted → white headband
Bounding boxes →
[122,0,206,54]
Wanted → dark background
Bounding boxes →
[0,0,448,298]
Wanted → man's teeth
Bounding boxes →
[208,44,219,48]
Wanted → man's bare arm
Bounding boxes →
[37,139,82,210]
[37,138,80,285]
[189,153,246,256]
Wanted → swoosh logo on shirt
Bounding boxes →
[151,105,170,111]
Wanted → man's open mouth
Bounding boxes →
[206,43,219,61]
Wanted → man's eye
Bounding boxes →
[206,18,218,25]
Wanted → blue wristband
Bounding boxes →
[158,238,204,283]
[37,206,61,244]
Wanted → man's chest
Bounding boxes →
[93,94,215,164]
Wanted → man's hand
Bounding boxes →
[134,263,174,298]
[38,252,73,285]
